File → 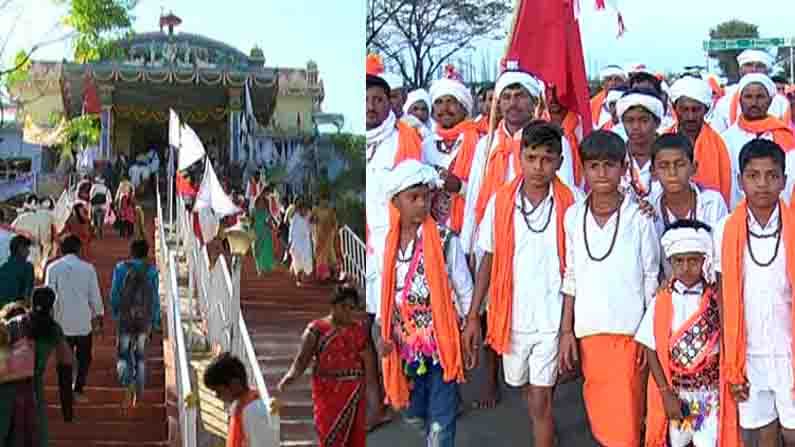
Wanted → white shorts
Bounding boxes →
[739,355,795,429]
[502,331,558,387]
[669,388,719,447]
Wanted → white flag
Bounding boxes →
[169,109,181,150]
[194,159,240,218]
[178,123,206,171]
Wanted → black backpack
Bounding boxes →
[118,263,154,333]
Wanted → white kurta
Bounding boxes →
[45,254,104,337]
[561,196,660,338]
[289,214,313,275]
[720,124,795,209]
[709,85,791,134]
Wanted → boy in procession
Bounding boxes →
[559,130,660,447]
[378,159,473,447]
[462,122,577,447]
[714,139,795,446]
[615,88,667,200]
[635,220,741,446]
[649,134,728,277]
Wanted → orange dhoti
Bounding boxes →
[579,334,643,447]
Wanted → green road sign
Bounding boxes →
[703,37,792,52]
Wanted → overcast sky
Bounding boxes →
[0,0,365,133]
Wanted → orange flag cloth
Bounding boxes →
[436,120,480,232]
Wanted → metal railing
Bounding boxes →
[156,183,197,447]
[175,194,280,445]
[338,224,366,291]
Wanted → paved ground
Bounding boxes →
[367,376,599,446]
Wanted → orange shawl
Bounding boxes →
[365,120,422,244]
[561,111,583,186]
[474,124,521,226]
[737,115,795,150]
[437,120,480,232]
[474,114,491,135]
[730,90,792,129]
[379,211,464,409]
[666,122,733,205]
[722,200,795,394]
[227,389,261,447]
[590,90,607,127]
[486,176,574,354]
[645,287,740,446]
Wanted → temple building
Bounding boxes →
[10,13,344,188]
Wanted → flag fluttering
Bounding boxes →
[194,158,241,218]
[178,122,206,171]
[504,0,594,133]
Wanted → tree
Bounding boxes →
[708,20,759,81]
[366,0,411,48]
[56,0,136,63]
[368,0,512,89]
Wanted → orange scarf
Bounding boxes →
[437,120,480,232]
[722,200,795,392]
[590,90,607,126]
[561,111,583,186]
[379,211,464,409]
[474,114,491,135]
[737,115,795,150]
[666,122,733,205]
[730,90,792,129]
[474,123,521,226]
[486,176,574,354]
[227,389,261,447]
[645,288,740,447]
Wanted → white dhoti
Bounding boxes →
[289,215,313,275]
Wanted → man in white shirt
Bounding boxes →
[89,176,110,239]
[45,234,104,400]
[721,73,795,209]
[710,49,791,134]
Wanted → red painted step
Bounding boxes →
[45,217,168,445]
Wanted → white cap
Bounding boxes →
[429,78,474,114]
[495,71,543,100]
[385,160,441,200]
[616,92,665,121]
[670,76,713,110]
[737,50,774,69]
[737,73,776,98]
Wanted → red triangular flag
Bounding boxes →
[504,0,593,133]
[82,72,101,115]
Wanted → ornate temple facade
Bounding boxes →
[11,15,340,173]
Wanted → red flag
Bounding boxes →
[82,72,101,115]
[504,0,593,133]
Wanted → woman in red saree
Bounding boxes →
[278,287,370,447]
[59,203,93,260]
[116,193,136,239]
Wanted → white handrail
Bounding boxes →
[156,183,197,447]
[338,224,366,291]
[174,194,280,445]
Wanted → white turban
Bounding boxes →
[670,77,713,110]
[660,226,715,283]
[429,78,474,114]
[606,89,626,105]
[385,160,441,200]
[737,49,774,69]
[382,73,404,91]
[403,88,431,115]
[495,71,543,100]
[599,65,627,81]
[616,92,665,122]
[738,73,776,98]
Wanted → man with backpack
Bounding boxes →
[109,239,159,411]
[45,235,104,401]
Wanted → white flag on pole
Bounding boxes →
[194,159,241,218]
[169,109,181,149]
[178,122,206,171]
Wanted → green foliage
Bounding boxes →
[325,133,364,235]
[5,51,31,90]
[64,114,100,151]
[58,0,136,63]
[709,20,759,81]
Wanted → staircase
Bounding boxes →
[45,219,169,446]
[236,255,332,447]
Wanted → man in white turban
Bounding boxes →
[721,73,795,208]
[668,76,733,204]
[591,65,628,129]
[709,49,791,133]
[382,73,407,119]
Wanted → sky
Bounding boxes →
[0,0,365,133]
[474,0,794,79]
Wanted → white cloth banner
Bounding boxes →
[194,159,241,218]
[169,109,181,150]
[53,189,72,234]
[178,123,206,171]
